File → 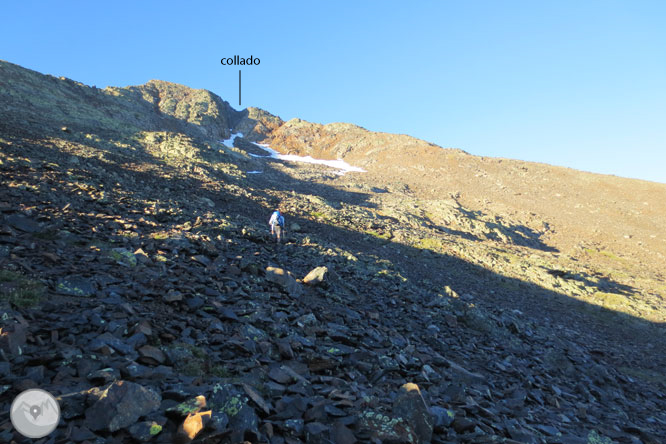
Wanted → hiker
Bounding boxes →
[269,209,285,243]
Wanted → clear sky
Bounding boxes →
[2,1,665,183]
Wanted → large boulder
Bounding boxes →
[84,381,161,432]
[392,383,433,444]
[265,266,302,297]
[303,266,328,286]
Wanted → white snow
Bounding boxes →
[222,130,365,175]
[220,132,243,148]
[252,143,366,174]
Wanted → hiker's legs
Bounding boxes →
[275,226,282,243]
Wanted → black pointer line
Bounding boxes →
[239,70,241,106]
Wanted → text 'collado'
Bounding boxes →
[220,56,260,66]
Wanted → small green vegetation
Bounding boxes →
[167,343,209,377]
[599,250,623,261]
[584,248,625,262]
[149,424,162,436]
[0,270,44,307]
[179,361,204,377]
[189,345,207,360]
[109,248,137,267]
[365,228,391,240]
[310,211,328,221]
[424,211,437,222]
[592,291,627,310]
[416,237,444,252]
[499,250,527,265]
[56,280,89,297]
[167,396,207,416]
[587,430,613,444]
[211,365,232,378]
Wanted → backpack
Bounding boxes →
[271,211,285,227]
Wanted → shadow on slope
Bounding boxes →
[6,128,661,355]
[450,206,558,253]
[544,268,638,297]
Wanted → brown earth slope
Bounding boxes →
[253,106,666,325]
[263,115,666,269]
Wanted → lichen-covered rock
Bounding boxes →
[55,276,95,297]
[242,324,268,342]
[430,406,455,430]
[128,421,164,442]
[358,409,417,443]
[166,395,207,418]
[208,384,259,442]
[392,383,433,444]
[109,247,138,267]
[84,380,161,432]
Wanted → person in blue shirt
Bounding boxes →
[269,209,285,243]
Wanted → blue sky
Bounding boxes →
[2,1,665,183]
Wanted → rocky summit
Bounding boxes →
[1,59,665,444]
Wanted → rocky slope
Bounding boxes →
[1,60,665,444]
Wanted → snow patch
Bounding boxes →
[220,132,243,148]
[221,129,365,174]
[253,143,365,174]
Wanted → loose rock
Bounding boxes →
[84,380,161,432]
